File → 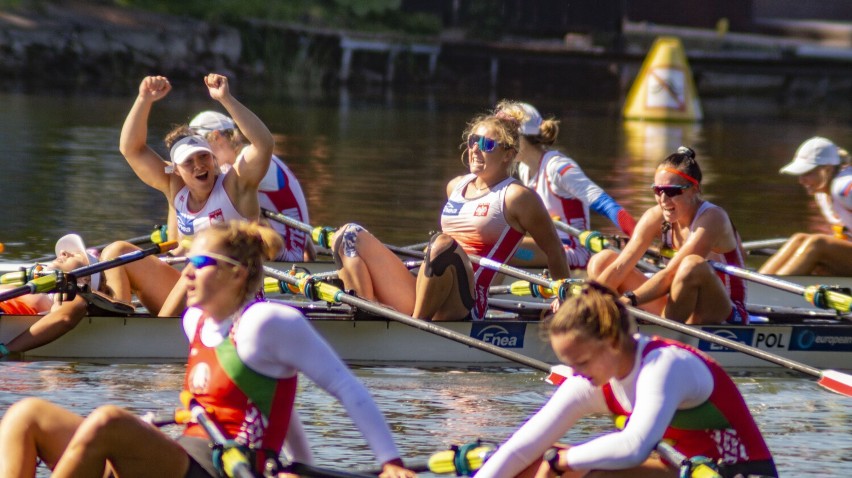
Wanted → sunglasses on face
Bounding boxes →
[467,134,501,153]
[187,252,243,269]
[652,184,691,197]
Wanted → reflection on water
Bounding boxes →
[2,89,852,258]
[1,363,849,477]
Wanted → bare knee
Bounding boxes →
[586,249,618,278]
[100,241,141,261]
[672,255,710,287]
[72,405,134,449]
[1,397,51,428]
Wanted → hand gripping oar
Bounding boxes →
[0,241,177,303]
[179,392,256,478]
[551,218,661,274]
[708,260,852,316]
[264,266,557,372]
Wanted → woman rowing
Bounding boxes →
[758,137,852,276]
[0,221,416,478]
[475,281,777,478]
[101,73,273,316]
[496,101,636,270]
[587,147,747,325]
[332,107,569,321]
[187,110,316,262]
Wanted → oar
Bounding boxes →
[708,260,852,315]
[264,266,556,372]
[0,241,177,302]
[741,237,788,252]
[180,392,256,478]
[627,305,852,396]
[551,219,661,274]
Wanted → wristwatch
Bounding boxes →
[623,290,639,307]
[543,447,566,473]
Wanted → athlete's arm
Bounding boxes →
[235,303,402,466]
[566,348,712,470]
[475,374,606,478]
[118,75,173,195]
[505,184,570,279]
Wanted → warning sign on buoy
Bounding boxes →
[623,37,702,122]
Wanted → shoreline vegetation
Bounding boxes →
[2,0,852,100]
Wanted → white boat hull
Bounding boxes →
[1,309,849,370]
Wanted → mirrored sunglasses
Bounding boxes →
[651,184,691,197]
[467,134,500,153]
[187,252,243,269]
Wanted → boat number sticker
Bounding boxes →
[471,322,526,348]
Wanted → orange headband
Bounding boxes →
[663,167,699,186]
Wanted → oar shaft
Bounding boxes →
[628,306,822,377]
[708,261,804,295]
[264,266,553,373]
[552,219,660,274]
[741,237,788,252]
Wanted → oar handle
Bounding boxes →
[180,392,256,478]
[0,274,58,302]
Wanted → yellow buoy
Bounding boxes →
[623,36,702,122]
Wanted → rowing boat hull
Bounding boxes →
[1,308,849,369]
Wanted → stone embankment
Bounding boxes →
[0,2,241,90]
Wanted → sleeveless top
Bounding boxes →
[175,174,247,242]
[825,166,852,234]
[441,174,524,319]
[252,151,311,261]
[182,304,298,469]
[661,201,748,322]
[602,337,773,465]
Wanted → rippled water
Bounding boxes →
[2,87,852,476]
[1,362,849,476]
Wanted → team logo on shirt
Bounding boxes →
[177,213,195,236]
[443,200,463,216]
[474,203,489,216]
[208,208,225,224]
[187,362,211,394]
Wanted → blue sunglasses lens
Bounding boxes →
[188,255,217,269]
[468,134,498,153]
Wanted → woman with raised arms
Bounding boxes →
[0,221,416,478]
[587,147,747,325]
[332,107,569,321]
[475,281,777,478]
[101,73,273,317]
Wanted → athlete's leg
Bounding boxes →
[413,233,474,321]
[51,405,190,478]
[0,398,83,478]
[775,234,852,275]
[333,224,416,314]
[757,233,810,274]
[100,241,181,314]
[666,255,732,325]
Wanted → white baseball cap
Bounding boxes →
[518,102,543,136]
[170,135,214,165]
[779,137,840,175]
[189,110,235,135]
[54,233,100,292]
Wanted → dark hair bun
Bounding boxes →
[677,146,696,159]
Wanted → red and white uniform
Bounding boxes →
[476,335,775,477]
[661,201,748,324]
[817,166,852,235]
[181,302,401,467]
[519,151,636,268]
[441,174,524,320]
[252,151,311,261]
[175,174,247,242]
